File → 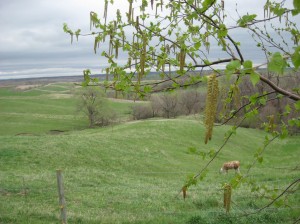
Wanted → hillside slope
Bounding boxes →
[0,118,299,223]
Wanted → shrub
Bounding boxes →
[75,86,117,127]
[132,103,153,120]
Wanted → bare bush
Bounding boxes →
[132,103,153,120]
[158,93,180,118]
[149,94,162,117]
[179,89,203,115]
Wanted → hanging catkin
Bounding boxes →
[128,0,133,23]
[104,0,108,25]
[204,74,219,144]
[139,34,147,84]
[128,56,132,69]
[115,39,119,59]
[179,48,186,73]
[105,68,109,81]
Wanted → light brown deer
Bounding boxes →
[220,161,240,174]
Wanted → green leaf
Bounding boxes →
[82,69,91,86]
[143,85,152,93]
[200,0,216,13]
[279,124,288,139]
[237,14,257,27]
[257,156,263,164]
[288,118,300,127]
[217,24,228,38]
[225,60,241,78]
[194,41,201,50]
[243,60,253,73]
[284,104,291,115]
[268,52,287,75]
[259,97,267,106]
[185,174,198,187]
[294,101,300,111]
[293,0,300,15]
[226,60,241,70]
[250,72,260,86]
[291,46,300,69]
[270,3,286,17]
[208,149,215,158]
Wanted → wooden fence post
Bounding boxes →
[56,169,67,224]
[224,183,232,213]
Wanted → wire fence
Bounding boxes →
[0,168,299,223]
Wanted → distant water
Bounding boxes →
[0,67,85,80]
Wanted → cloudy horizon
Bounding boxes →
[0,0,297,80]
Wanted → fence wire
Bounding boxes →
[0,169,299,223]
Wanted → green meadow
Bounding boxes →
[0,82,299,223]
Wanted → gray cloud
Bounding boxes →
[0,0,107,79]
[0,0,297,80]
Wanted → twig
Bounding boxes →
[241,178,300,217]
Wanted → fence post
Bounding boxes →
[56,169,67,224]
[224,183,232,213]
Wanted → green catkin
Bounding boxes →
[104,0,108,25]
[115,40,119,59]
[180,49,186,73]
[136,16,139,30]
[139,34,147,84]
[132,8,135,23]
[105,68,109,81]
[204,74,219,144]
[128,0,133,23]
[128,57,132,69]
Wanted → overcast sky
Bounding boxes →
[0,0,297,80]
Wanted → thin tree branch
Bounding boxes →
[241,178,300,217]
[259,74,300,101]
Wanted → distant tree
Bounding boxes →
[75,86,116,127]
[159,93,179,118]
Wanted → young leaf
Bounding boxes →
[225,60,241,78]
[268,52,287,75]
[294,100,300,111]
[293,0,300,15]
[249,72,260,86]
[217,24,228,38]
[291,46,300,69]
[200,0,216,13]
[237,14,257,27]
[243,60,253,73]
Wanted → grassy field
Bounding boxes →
[0,82,299,223]
[0,83,133,135]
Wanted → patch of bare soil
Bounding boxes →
[47,93,72,99]
[15,84,40,91]
[108,98,146,103]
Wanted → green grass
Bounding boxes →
[0,83,299,223]
[0,83,134,135]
